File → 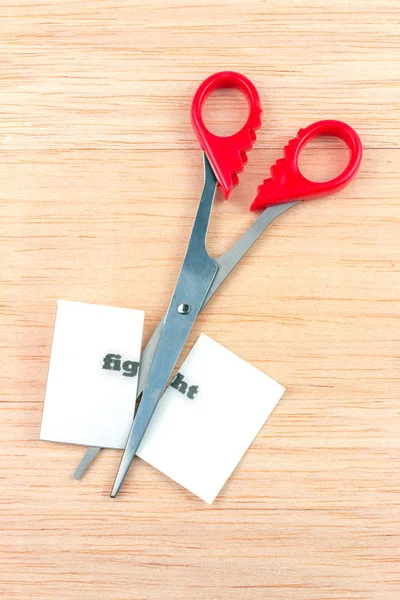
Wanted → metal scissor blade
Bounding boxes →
[74,201,299,480]
[111,154,218,496]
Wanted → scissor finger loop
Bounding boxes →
[191,71,262,199]
[251,119,362,210]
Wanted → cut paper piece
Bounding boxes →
[137,334,285,503]
[40,300,144,449]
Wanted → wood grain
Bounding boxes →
[0,1,399,599]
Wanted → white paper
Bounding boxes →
[137,334,285,503]
[40,300,144,449]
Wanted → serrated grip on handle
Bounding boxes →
[191,71,262,199]
[250,120,362,211]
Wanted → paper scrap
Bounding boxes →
[40,300,144,449]
[137,334,285,503]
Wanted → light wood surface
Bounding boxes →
[1,1,399,599]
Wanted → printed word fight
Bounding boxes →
[102,354,199,399]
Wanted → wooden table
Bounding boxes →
[1,1,399,599]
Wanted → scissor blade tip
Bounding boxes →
[110,471,126,498]
[110,482,121,497]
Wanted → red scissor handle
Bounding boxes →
[250,120,362,211]
[191,71,262,199]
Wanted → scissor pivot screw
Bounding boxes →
[178,303,191,315]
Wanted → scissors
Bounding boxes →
[73,71,362,492]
